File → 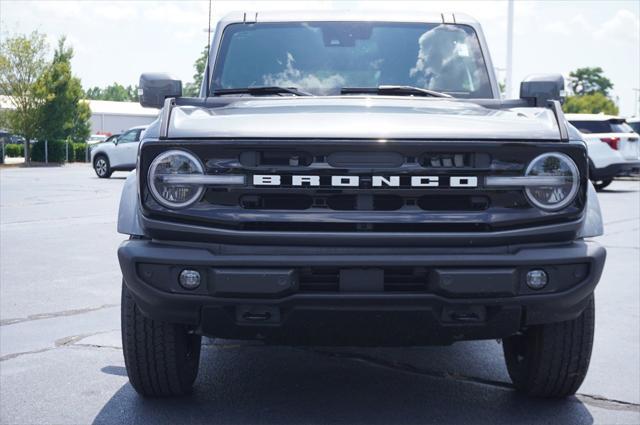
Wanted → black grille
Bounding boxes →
[139,139,588,234]
[299,267,428,292]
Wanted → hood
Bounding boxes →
[166,97,562,140]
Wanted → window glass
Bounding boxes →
[571,120,635,134]
[610,122,634,133]
[118,130,138,143]
[569,121,612,134]
[212,22,492,98]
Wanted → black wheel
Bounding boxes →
[93,155,112,178]
[592,179,612,191]
[503,295,595,398]
[121,282,202,397]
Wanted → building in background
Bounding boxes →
[86,100,158,135]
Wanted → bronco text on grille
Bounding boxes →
[252,175,479,187]
[116,12,606,399]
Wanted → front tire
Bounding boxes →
[592,178,612,191]
[503,295,595,398]
[121,282,202,397]
[93,155,112,178]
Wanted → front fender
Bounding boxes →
[117,171,145,236]
[577,181,604,238]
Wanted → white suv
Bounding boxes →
[566,114,640,190]
[90,125,148,178]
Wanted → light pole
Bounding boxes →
[505,0,514,99]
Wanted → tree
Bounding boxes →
[84,82,138,101]
[0,31,48,164]
[183,46,208,97]
[568,67,614,96]
[563,92,619,115]
[34,37,91,143]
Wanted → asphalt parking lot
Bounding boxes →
[1,164,639,424]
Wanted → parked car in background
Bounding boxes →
[566,114,640,190]
[0,130,26,144]
[90,126,147,178]
[87,134,108,145]
[628,117,640,135]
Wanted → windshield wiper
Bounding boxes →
[340,85,452,98]
[212,86,312,97]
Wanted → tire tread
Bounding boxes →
[121,283,201,397]
[503,296,595,397]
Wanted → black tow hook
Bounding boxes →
[242,311,272,322]
[237,306,281,324]
[450,312,482,322]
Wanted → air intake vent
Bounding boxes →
[327,151,404,168]
[239,151,313,167]
[420,153,490,168]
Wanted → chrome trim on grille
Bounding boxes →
[485,176,568,187]
[158,174,246,185]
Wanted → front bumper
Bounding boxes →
[119,239,605,346]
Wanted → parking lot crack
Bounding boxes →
[1,330,120,362]
[0,347,57,362]
[305,348,640,411]
[0,304,119,326]
[577,394,640,412]
[55,330,119,348]
[303,348,514,389]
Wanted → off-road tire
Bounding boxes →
[592,179,612,191]
[503,295,595,398]
[94,155,112,178]
[121,282,202,397]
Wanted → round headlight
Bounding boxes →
[525,152,579,211]
[148,150,204,209]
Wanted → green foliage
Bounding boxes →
[183,46,208,97]
[3,143,23,157]
[0,31,48,163]
[498,80,506,97]
[85,83,138,101]
[568,67,614,96]
[563,93,619,115]
[0,109,10,129]
[34,38,91,143]
[72,142,88,162]
[30,139,66,162]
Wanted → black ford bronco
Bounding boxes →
[118,11,606,398]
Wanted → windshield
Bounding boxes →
[211,22,493,98]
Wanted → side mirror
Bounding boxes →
[139,73,182,109]
[520,74,565,107]
[112,137,118,145]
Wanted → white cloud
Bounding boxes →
[33,1,89,20]
[144,2,207,25]
[94,3,139,21]
[174,29,201,40]
[543,15,592,36]
[594,9,640,44]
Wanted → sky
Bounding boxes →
[1,0,639,116]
